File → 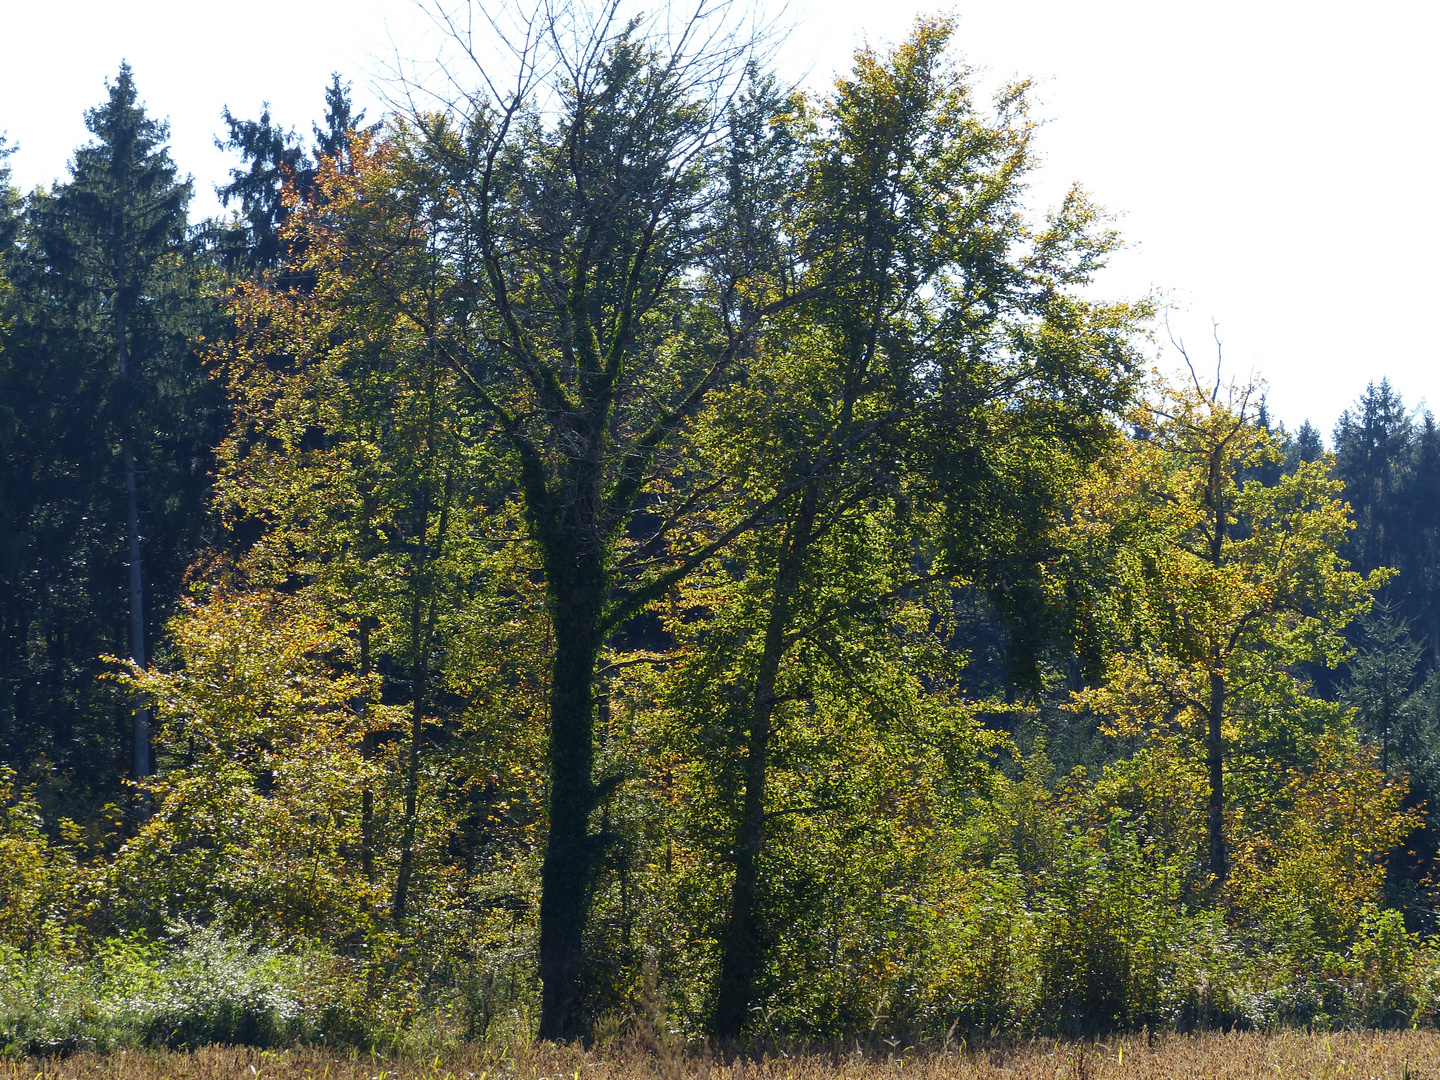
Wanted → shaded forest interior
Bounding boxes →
[4,4,1440,1054]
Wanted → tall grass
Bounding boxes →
[5,1032,1440,1080]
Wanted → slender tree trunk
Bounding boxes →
[1207,667,1226,880]
[714,483,819,1038]
[115,303,150,784]
[391,626,426,922]
[1206,457,1227,881]
[357,472,381,880]
[537,539,606,1041]
[123,438,148,778]
[359,618,376,883]
[393,476,450,923]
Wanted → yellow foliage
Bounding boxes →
[109,589,391,937]
[0,767,79,951]
[1227,735,1414,951]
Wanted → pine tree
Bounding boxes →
[1345,611,1426,776]
[1284,419,1324,471]
[218,74,371,270]
[34,63,193,786]
[313,74,371,161]
[1333,380,1413,577]
[216,103,305,269]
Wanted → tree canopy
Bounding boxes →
[0,11,1437,1051]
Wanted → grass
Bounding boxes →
[6,1032,1440,1080]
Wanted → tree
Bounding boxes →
[331,1,827,1035]
[1345,611,1426,777]
[0,67,215,811]
[1333,380,1412,584]
[672,26,1142,1035]
[1284,419,1324,471]
[217,74,373,271]
[1342,610,1440,922]
[215,103,305,271]
[216,133,550,930]
[47,64,193,786]
[1404,414,1440,661]
[318,0,1148,1031]
[1071,371,1381,880]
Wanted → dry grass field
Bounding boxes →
[7,1033,1440,1080]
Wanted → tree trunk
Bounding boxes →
[359,617,376,883]
[537,541,606,1041]
[115,303,150,785]
[393,477,450,923]
[1207,667,1226,880]
[714,483,819,1039]
[391,640,425,922]
[1206,457,1227,881]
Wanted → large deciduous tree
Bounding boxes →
[296,1,1143,1035]
[683,26,1142,1035]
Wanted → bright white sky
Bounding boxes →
[3,0,1435,437]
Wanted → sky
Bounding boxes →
[2,0,1435,437]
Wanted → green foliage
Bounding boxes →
[4,14,1439,1057]
[0,768,80,953]
[0,63,225,815]
[0,927,305,1055]
[111,589,382,937]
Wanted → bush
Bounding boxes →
[0,924,306,1055]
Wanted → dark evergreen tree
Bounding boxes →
[218,74,371,271]
[0,135,18,246]
[1284,418,1324,471]
[0,65,221,815]
[215,104,305,269]
[1404,414,1440,661]
[1333,380,1413,579]
[1345,611,1426,776]
[313,73,370,161]
[1343,611,1440,927]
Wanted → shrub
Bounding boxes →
[0,925,306,1055]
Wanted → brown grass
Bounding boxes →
[6,1033,1440,1080]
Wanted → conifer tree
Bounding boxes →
[218,74,371,270]
[1334,380,1413,579]
[37,63,192,784]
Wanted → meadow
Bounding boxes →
[9,1034,1440,1080]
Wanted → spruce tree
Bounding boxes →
[39,63,192,785]
[1333,380,1413,577]
[218,74,370,270]
[216,103,305,269]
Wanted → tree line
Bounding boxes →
[2,5,1439,1048]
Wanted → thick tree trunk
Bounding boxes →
[537,544,606,1040]
[714,484,818,1039]
[1207,668,1226,881]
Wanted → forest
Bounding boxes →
[4,2,1440,1058]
